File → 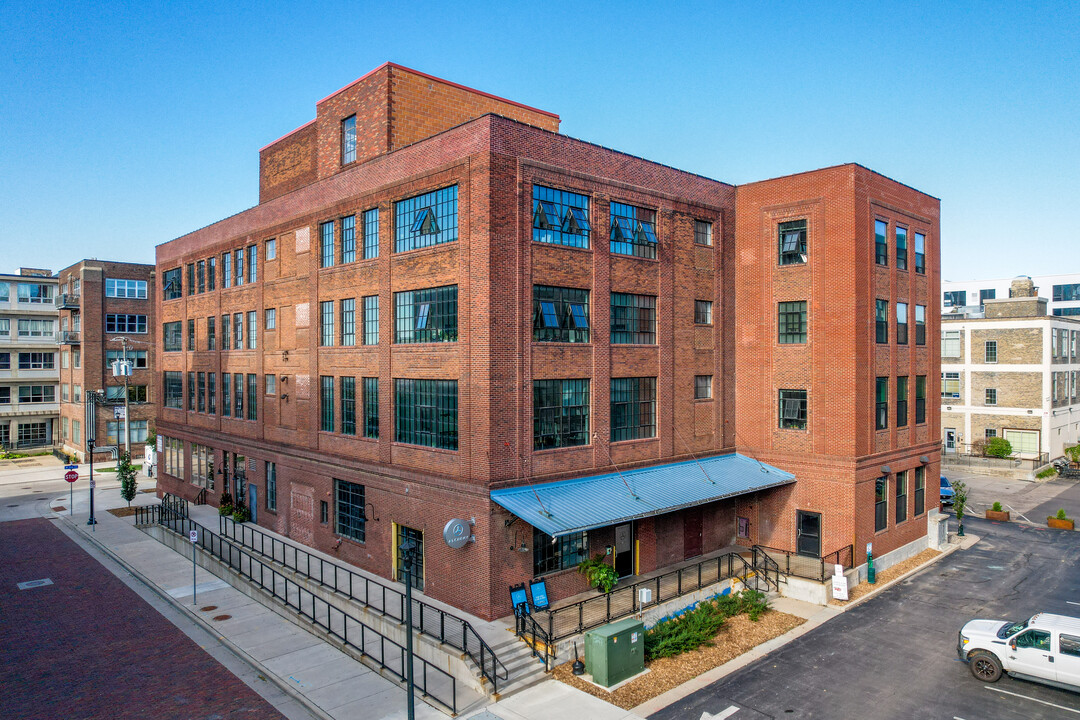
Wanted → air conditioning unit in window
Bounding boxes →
[638,587,652,605]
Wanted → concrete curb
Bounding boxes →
[631,536,980,716]
[54,512,334,720]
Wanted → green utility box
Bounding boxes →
[584,618,645,687]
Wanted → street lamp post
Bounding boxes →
[86,438,96,527]
[399,537,418,720]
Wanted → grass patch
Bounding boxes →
[0,450,51,460]
[645,589,769,660]
[97,464,143,473]
[1036,466,1058,479]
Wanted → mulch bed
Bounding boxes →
[107,507,140,518]
[552,610,805,709]
[829,547,941,606]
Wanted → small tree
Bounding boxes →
[984,437,1013,459]
[953,479,969,536]
[117,451,138,507]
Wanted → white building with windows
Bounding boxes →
[943,272,1080,318]
[941,278,1080,461]
[0,268,59,449]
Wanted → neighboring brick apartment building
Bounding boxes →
[57,261,157,462]
[941,276,1080,460]
[155,62,941,620]
[0,268,59,449]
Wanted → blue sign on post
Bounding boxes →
[64,465,78,470]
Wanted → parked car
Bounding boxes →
[940,476,955,506]
[958,612,1080,692]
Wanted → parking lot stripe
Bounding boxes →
[985,686,1080,714]
[1066,601,1080,606]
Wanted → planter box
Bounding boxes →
[985,509,1010,522]
[1047,517,1075,530]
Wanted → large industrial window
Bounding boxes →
[896,376,908,428]
[611,293,656,344]
[533,528,588,575]
[363,377,379,439]
[106,279,148,299]
[207,316,216,350]
[266,462,276,511]
[533,379,590,450]
[778,301,807,344]
[875,477,888,531]
[610,201,658,259]
[610,377,656,442]
[394,379,458,450]
[106,349,148,368]
[896,302,908,345]
[395,185,458,252]
[341,299,356,346]
[320,376,334,432]
[394,286,457,343]
[779,389,807,430]
[876,377,888,430]
[222,252,232,288]
[18,352,54,370]
[162,268,182,300]
[363,295,379,345]
[233,373,243,418]
[341,376,356,435]
[533,286,589,343]
[875,300,888,343]
[363,208,379,259]
[1053,283,1080,302]
[247,311,256,349]
[895,226,908,270]
[914,233,925,274]
[220,313,230,349]
[778,220,807,265]
[235,247,245,285]
[320,301,334,346]
[895,471,907,524]
[874,220,888,266]
[163,322,182,352]
[18,385,55,403]
[915,305,926,345]
[246,374,257,420]
[107,420,148,445]
[208,372,216,414]
[106,314,147,334]
[186,265,195,296]
[943,290,966,308]
[341,215,356,263]
[532,185,590,249]
[221,373,231,417]
[334,479,365,543]
[197,372,206,412]
[163,371,183,409]
[320,221,335,268]
[187,319,195,350]
[341,115,357,165]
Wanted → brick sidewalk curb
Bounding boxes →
[54,513,334,720]
[632,538,978,716]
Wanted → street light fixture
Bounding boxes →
[398,537,419,720]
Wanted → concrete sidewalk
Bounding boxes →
[50,485,642,720]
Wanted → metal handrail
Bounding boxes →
[152,505,458,714]
[543,551,756,641]
[217,514,507,693]
[751,546,781,591]
[753,544,853,583]
[516,612,554,671]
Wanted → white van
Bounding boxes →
[958,612,1080,692]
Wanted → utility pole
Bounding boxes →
[120,336,131,458]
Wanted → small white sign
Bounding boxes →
[831,564,849,601]
[113,405,126,419]
[631,632,639,643]
[866,542,873,554]
[189,530,198,543]
[89,477,96,489]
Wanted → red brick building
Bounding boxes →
[57,260,156,463]
[155,63,940,620]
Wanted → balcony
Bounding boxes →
[57,294,80,309]
[58,331,81,344]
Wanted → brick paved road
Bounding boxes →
[0,518,287,720]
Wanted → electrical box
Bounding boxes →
[584,618,645,687]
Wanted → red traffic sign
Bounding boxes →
[64,471,78,483]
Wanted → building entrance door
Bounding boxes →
[944,428,957,454]
[395,524,424,591]
[614,522,634,577]
[248,485,257,524]
[796,510,821,557]
[684,508,703,560]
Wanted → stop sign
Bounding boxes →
[64,471,78,483]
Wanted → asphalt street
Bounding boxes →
[651,516,1080,720]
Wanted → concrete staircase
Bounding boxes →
[487,632,551,699]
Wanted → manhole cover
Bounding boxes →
[18,578,54,590]
[200,606,218,612]
[212,614,232,621]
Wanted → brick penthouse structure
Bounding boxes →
[155,63,941,620]
[57,260,157,462]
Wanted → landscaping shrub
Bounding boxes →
[984,437,1013,458]
[644,589,770,660]
[1057,508,1069,521]
[991,501,1003,512]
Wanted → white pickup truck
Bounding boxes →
[958,612,1080,692]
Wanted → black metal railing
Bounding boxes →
[161,493,188,518]
[516,612,554,671]
[152,505,459,714]
[751,546,781,590]
[753,544,853,583]
[194,487,207,506]
[543,551,757,641]
[217,515,506,693]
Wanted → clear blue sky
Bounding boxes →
[2,1,1077,281]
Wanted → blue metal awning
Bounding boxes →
[490,454,795,537]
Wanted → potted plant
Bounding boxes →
[1048,508,1075,530]
[985,501,1010,522]
[577,553,619,593]
[232,501,250,523]
[218,492,234,517]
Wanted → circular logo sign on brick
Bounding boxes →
[443,518,472,549]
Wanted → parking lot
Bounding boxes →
[651,514,1080,720]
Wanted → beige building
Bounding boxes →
[941,277,1080,461]
[0,268,59,449]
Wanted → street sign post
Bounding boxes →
[190,529,198,603]
[64,471,78,482]
[64,469,78,516]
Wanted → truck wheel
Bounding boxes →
[969,651,1003,682]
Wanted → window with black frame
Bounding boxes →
[341,376,356,435]
[778,220,807,265]
[334,479,365,542]
[341,298,355,346]
[875,220,888,266]
[532,185,590,249]
[162,268,182,300]
[896,303,908,345]
[394,285,457,343]
[611,292,656,344]
[341,215,356,263]
[875,477,888,531]
[533,285,589,343]
[896,376,908,427]
[610,201,658,259]
[876,299,888,343]
[394,379,458,450]
[221,373,231,417]
[610,377,656,442]
[895,471,907,523]
[533,527,588,575]
[896,226,908,270]
[876,377,889,430]
[779,389,807,430]
[320,376,334,432]
[363,295,379,345]
[914,466,925,516]
[363,377,379,439]
[778,301,807,344]
[533,379,590,450]
[363,208,379,259]
[694,300,712,325]
[320,221,334,268]
[395,186,458,252]
[915,305,926,345]
[914,232,925,273]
